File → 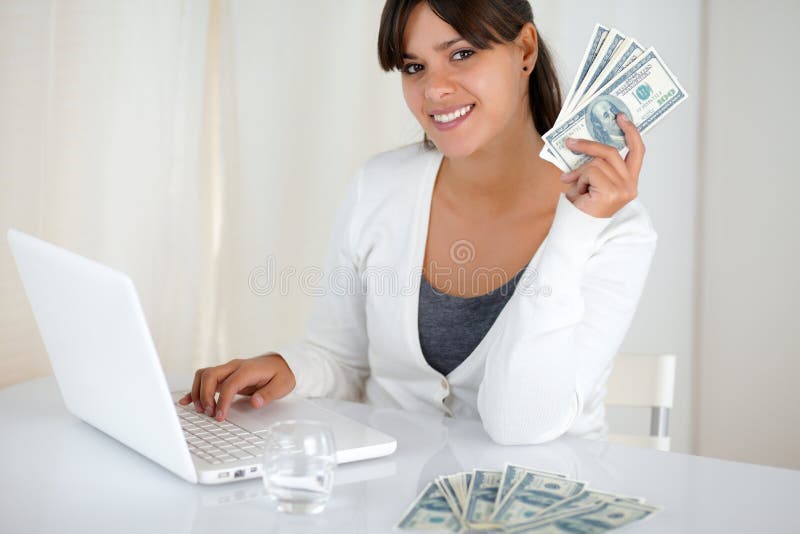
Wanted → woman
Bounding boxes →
[179,0,656,445]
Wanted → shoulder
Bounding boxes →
[362,141,437,173]
[359,141,440,187]
[349,141,440,208]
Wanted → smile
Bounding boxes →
[429,104,475,131]
[431,104,474,124]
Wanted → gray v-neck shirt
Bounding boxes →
[418,263,529,376]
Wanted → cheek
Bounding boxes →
[471,68,517,118]
[401,80,424,118]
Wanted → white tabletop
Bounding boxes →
[2,375,798,533]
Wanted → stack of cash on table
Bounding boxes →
[397,463,660,533]
[541,23,688,172]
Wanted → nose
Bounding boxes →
[424,69,456,101]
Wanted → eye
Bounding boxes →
[452,49,475,61]
[402,63,423,75]
[401,48,474,75]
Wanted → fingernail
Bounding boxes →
[253,393,264,408]
[205,406,213,417]
[618,113,629,122]
[565,138,576,147]
[195,402,202,413]
[216,411,224,421]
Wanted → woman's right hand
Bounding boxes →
[177,352,296,422]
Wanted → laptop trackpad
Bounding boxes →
[224,395,334,433]
[224,395,398,463]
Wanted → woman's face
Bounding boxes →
[400,2,531,159]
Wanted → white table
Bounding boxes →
[2,376,799,533]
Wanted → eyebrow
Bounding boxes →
[402,38,466,60]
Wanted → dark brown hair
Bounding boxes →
[377,0,562,149]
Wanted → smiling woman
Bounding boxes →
[180,0,658,447]
[377,0,562,152]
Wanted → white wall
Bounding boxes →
[695,0,800,469]
[210,0,420,361]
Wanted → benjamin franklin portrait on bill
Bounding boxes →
[586,95,632,149]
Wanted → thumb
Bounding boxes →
[250,380,290,409]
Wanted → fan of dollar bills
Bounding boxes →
[540,23,688,172]
[397,463,660,533]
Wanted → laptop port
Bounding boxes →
[234,469,246,478]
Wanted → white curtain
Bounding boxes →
[1,0,213,384]
[0,0,418,387]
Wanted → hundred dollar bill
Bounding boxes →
[396,482,462,532]
[460,471,473,510]
[509,489,645,530]
[504,498,660,533]
[560,23,610,120]
[573,37,644,112]
[490,471,587,526]
[568,34,631,113]
[495,465,567,510]
[564,29,625,113]
[463,469,503,527]
[436,475,465,518]
[541,145,562,168]
[542,47,688,171]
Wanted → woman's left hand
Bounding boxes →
[559,113,645,218]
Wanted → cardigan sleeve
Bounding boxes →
[477,193,657,445]
[273,167,370,402]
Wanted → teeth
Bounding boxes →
[433,104,473,123]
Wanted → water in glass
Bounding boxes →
[262,420,336,514]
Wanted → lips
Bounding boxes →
[428,103,475,132]
[428,102,475,116]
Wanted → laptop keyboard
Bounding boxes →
[176,402,265,464]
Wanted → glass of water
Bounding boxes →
[262,420,337,514]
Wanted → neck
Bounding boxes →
[437,113,560,216]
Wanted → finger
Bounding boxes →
[616,113,645,178]
[215,366,271,421]
[567,157,616,191]
[566,173,590,203]
[565,166,615,204]
[251,376,293,409]
[559,170,580,184]
[585,157,621,188]
[191,368,204,412]
[588,156,637,201]
[565,137,627,179]
[178,392,192,405]
[199,360,240,417]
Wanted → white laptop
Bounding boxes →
[7,228,397,485]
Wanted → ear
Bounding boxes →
[515,22,538,72]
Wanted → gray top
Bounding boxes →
[418,263,529,376]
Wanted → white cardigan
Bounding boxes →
[277,142,657,445]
